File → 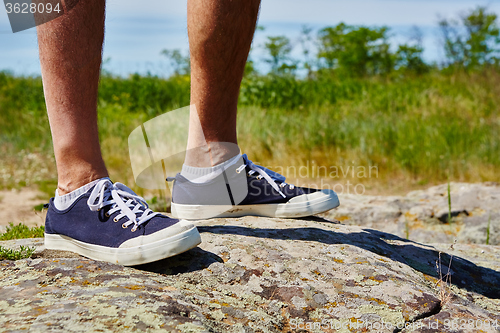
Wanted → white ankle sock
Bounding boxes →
[180,154,242,183]
[54,177,109,211]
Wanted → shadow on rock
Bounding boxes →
[133,247,223,275]
[198,224,500,299]
[296,216,340,224]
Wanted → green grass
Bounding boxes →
[1,69,499,193]
[404,218,410,240]
[0,223,44,260]
[447,181,452,224]
[486,213,491,245]
[0,245,36,260]
[147,194,171,213]
[0,222,45,241]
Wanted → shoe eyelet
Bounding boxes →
[236,169,241,174]
[105,212,110,217]
[113,217,118,222]
[97,208,101,211]
[131,226,137,232]
[122,224,128,229]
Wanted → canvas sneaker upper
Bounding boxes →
[45,179,201,265]
[171,154,339,219]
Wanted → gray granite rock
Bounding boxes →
[322,182,500,245]
[1,216,499,332]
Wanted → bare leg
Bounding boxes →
[37,0,108,194]
[185,0,261,167]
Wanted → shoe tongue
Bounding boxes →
[242,154,287,183]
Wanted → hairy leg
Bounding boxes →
[37,0,107,195]
[185,0,261,167]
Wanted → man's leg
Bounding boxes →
[185,0,261,167]
[37,1,201,266]
[37,0,108,195]
[173,0,340,220]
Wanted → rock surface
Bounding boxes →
[1,216,500,332]
[322,182,500,246]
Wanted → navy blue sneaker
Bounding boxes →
[44,179,201,266]
[171,154,339,220]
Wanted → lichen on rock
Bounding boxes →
[1,214,499,332]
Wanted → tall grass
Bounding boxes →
[238,70,500,186]
[0,69,499,195]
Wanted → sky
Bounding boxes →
[1,0,499,76]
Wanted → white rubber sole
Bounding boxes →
[171,189,340,220]
[44,224,201,266]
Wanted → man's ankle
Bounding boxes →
[57,172,109,195]
[184,142,240,168]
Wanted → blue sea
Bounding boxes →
[0,0,497,77]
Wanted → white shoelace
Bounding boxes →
[236,158,295,199]
[87,179,159,232]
